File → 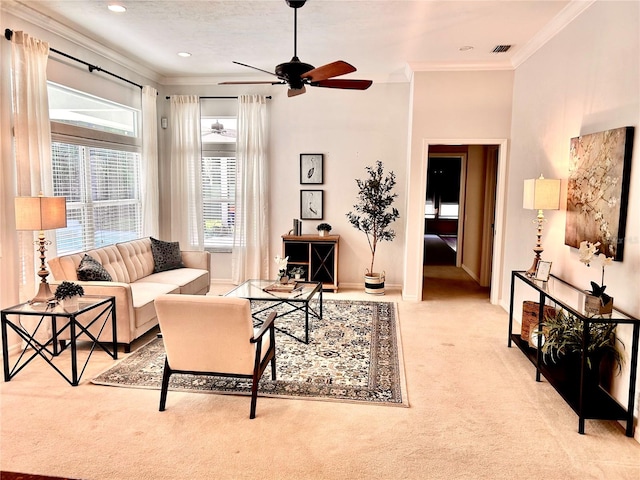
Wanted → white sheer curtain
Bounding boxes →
[9,31,54,304]
[231,95,269,284]
[141,85,159,237]
[169,95,203,249]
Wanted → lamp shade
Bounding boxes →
[523,176,561,210]
[15,196,67,231]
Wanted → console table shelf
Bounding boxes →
[508,270,639,437]
[282,235,339,292]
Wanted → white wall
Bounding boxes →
[504,0,639,441]
[504,0,639,315]
[268,83,409,285]
[403,70,515,300]
[161,82,410,286]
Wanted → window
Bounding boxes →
[425,156,461,220]
[201,117,237,251]
[48,83,142,255]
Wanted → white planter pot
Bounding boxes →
[584,293,614,318]
[61,295,80,312]
[364,272,385,295]
[318,230,328,237]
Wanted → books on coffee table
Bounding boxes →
[263,282,297,293]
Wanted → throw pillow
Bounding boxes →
[77,254,112,282]
[150,237,184,273]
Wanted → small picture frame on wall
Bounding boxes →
[300,190,323,220]
[535,261,552,282]
[300,154,324,184]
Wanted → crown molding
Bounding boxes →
[407,61,515,72]
[510,0,596,68]
[3,0,162,85]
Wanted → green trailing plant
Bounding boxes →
[316,223,332,232]
[346,160,400,274]
[54,281,85,301]
[538,309,624,374]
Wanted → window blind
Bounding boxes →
[202,156,236,249]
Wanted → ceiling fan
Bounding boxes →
[220,0,372,97]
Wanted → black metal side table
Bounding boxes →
[1,295,117,386]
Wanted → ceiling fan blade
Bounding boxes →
[312,79,373,90]
[301,61,356,82]
[288,85,306,97]
[232,61,279,77]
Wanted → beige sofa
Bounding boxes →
[48,238,211,352]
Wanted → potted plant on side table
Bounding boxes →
[346,160,400,295]
[317,223,332,237]
[537,309,624,390]
[289,266,306,280]
[54,281,85,312]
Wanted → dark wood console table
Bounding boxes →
[508,271,639,436]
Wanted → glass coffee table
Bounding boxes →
[224,280,322,344]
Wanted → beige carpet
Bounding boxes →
[1,266,639,480]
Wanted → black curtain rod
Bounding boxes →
[165,96,272,100]
[5,28,143,90]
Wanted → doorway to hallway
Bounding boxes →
[424,154,463,267]
[423,144,499,289]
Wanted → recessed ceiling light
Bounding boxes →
[459,46,474,52]
[108,4,127,13]
[177,52,192,58]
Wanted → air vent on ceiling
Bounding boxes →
[492,45,512,53]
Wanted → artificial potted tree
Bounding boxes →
[346,160,400,295]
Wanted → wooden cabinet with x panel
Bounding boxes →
[282,235,339,292]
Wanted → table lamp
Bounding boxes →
[523,175,560,277]
[15,193,67,303]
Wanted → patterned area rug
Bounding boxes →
[92,300,408,407]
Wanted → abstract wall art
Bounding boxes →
[565,126,635,260]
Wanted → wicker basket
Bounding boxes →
[521,301,556,348]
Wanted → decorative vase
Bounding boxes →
[279,275,289,284]
[319,230,328,237]
[61,295,80,312]
[584,293,613,318]
[364,271,385,295]
[294,274,302,280]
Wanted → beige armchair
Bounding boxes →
[154,294,277,419]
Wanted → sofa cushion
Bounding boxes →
[77,254,112,282]
[129,282,180,329]
[86,245,130,283]
[117,238,155,282]
[150,237,184,273]
[137,268,210,295]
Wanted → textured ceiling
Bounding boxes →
[6,0,583,83]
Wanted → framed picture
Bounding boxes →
[535,260,552,282]
[300,154,324,184]
[564,126,634,260]
[300,190,323,220]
